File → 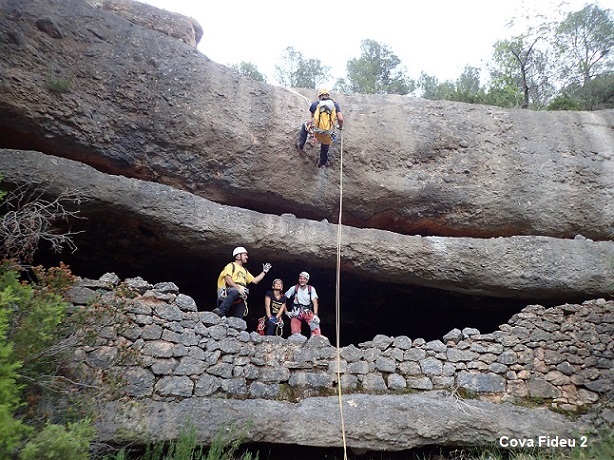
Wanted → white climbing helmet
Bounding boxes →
[299,271,310,281]
[232,246,248,257]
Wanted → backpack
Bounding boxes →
[313,100,337,136]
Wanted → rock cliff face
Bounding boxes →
[0,0,612,333]
[1,0,613,238]
[0,0,612,305]
[0,0,613,452]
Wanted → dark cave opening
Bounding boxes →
[31,209,564,347]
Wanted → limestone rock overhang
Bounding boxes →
[0,0,613,241]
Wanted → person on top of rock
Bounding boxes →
[262,278,287,336]
[295,88,344,168]
[213,246,271,318]
[285,271,321,337]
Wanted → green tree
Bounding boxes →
[450,66,487,103]
[482,84,523,108]
[418,68,486,104]
[417,72,455,101]
[555,4,613,86]
[342,39,414,94]
[547,92,583,110]
[230,62,267,83]
[553,4,614,109]
[488,35,554,109]
[274,46,330,88]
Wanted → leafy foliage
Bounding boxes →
[18,420,94,460]
[547,93,583,111]
[0,281,31,455]
[488,34,555,109]
[338,39,414,95]
[554,4,614,87]
[485,3,613,110]
[230,62,267,83]
[45,72,74,93]
[274,46,330,88]
[1,263,72,367]
[0,262,78,458]
[554,70,614,111]
[266,4,612,109]
[418,67,490,104]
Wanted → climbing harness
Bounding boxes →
[304,121,318,146]
[276,319,284,336]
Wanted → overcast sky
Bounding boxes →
[136,0,612,88]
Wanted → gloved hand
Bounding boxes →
[262,262,272,273]
[268,316,278,324]
[237,286,248,298]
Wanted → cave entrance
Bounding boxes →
[31,209,558,347]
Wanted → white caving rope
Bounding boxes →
[290,85,348,456]
[335,130,348,459]
[287,88,312,108]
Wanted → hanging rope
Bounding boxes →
[335,130,348,459]
[286,88,312,107]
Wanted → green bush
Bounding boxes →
[18,420,94,460]
[0,273,31,456]
[0,262,79,457]
[0,263,71,370]
[547,94,583,111]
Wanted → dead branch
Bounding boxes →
[0,181,86,262]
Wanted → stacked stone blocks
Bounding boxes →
[68,274,613,412]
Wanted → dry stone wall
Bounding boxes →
[68,274,613,414]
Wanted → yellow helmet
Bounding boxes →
[317,88,330,97]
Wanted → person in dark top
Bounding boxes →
[263,278,287,336]
[295,88,344,167]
